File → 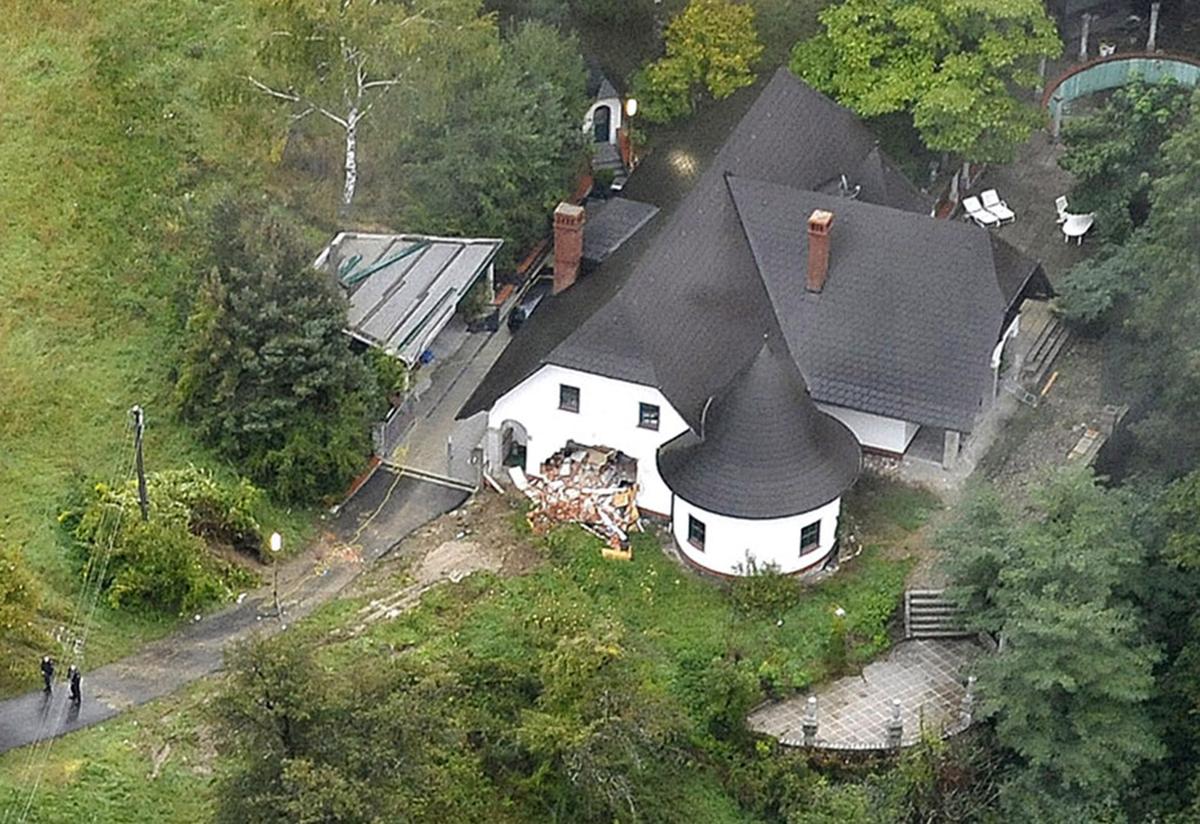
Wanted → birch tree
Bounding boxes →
[247,0,480,214]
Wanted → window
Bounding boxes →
[800,522,821,553]
[638,402,660,430]
[688,515,706,551]
[559,384,580,413]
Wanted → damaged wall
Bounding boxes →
[487,364,689,515]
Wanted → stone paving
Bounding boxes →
[748,639,981,750]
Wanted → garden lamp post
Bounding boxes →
[269,531,282,622]
[622,97,639,170]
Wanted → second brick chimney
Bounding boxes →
[553,202,586,295]
[806,209,834,293]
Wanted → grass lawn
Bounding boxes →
[0,680,220,824]
[0,1,313,694]
[0,477,926,821]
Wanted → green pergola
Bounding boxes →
[1044,53,1200,138]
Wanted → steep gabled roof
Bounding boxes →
[657,340,861,518]
[725,175,1007,431]
[458,68,1040,435]
[459,68,928,421]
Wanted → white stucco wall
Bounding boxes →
[487,365,688,515]
[671,495,842,576]
[583,97,622,144]
[818,404,919,454]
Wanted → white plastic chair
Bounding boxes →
[981,189,1015,223]
[962,196,1000,228]
[1055,195,1070,224]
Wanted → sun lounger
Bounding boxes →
[962,196,1000,228]
[981,189,1015,223]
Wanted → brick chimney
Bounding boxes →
[553,202,586,295]
[806,209,834,293]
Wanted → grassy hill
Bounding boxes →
[0,1,311,692]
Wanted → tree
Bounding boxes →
[214,633,495,824]
[1058,81,1194,246]
[377,20,587,267]
[940,470,1162,818]
[176,199,375,503]
[247,0,485,214]
[1058,93,1200,476]
[516,626,691,822]
[633,0,764,124]
[790,0,1060,163]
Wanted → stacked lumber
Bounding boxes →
[521,443,642,554]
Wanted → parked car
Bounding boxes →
[507,279,552,332]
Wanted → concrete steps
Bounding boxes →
[1021,315,1071,389]
[904,590,971,639]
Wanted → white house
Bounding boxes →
[460,69,1049,577]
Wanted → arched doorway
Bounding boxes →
[499,420,529,470]
[592,104,611,143]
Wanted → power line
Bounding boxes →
[4,411,140,824]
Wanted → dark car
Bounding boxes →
[507,279,552,332]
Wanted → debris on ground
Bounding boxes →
[516,442,642,557]
[351,539,501,632]
[1067,403,1129,464]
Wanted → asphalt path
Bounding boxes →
[0,467,467,755]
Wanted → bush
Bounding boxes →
[730,560,801,617]
[68,468,262,614]
[0,545,49,683]
[365,347,410,404]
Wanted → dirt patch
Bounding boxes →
[346,489,542,600]
[982,337,1109,502]
[208,540,269,578]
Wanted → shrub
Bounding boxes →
[730,559,801,617]
[0,545,48,683]
[68,468,262,614]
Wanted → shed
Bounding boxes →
[315,232,503,365]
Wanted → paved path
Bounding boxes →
[748,639,981,750]
[0,467,467,755]
[395,323,513,482]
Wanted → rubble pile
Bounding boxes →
[521,443,642,553]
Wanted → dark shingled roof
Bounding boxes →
[458,68,1041,434]
[582,197,660,264]
[657,341,861,518]
[726,175,1008,431]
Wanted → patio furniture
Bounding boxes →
[1061,212,1095,244]
[980,189,1015,224]
[962,196,1000,228]
[1055,195,1070,223]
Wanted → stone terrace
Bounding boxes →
[748,639,981,750]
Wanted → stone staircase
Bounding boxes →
[904,590,971,639]
[1020,314,1071,390]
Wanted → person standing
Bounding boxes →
[40,656,54,693]
[67,666,81,706]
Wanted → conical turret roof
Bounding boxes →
[657,341,860,518]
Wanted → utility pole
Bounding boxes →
[131,405,149,521]
[1147,2,1161,52]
